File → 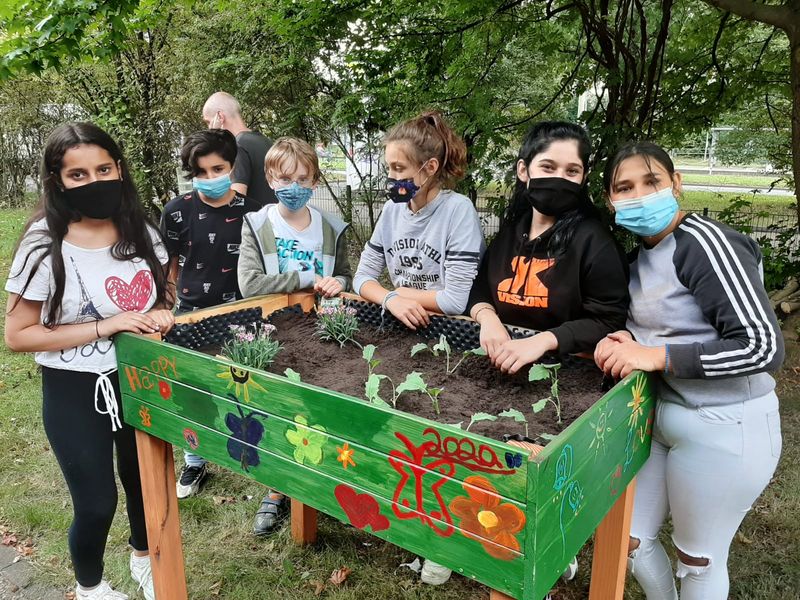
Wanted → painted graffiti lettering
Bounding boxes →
[146,355,178,379]
[388,427,516,537]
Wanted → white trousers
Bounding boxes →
[629,392,782,600]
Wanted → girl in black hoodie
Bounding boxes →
[467,121,629,374]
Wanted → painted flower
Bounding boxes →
[337,442,356,469]
[285,415,327,465]
[628,374,648,427]
[449,476,525,561]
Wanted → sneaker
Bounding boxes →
[176,463,208,499]
[75,581,129,599]
[130,553,154,600]
[562,556,578,581]
[420,559,452,585]
[253,492,289,536]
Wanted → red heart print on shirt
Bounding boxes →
[105,270,154,311]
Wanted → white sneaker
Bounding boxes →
[562,555,579,581]
[176,463,208,499]
[420,559,452,585]
[75,581,129,599]
[130,553,155,600]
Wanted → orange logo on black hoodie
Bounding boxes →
[497,256,554,307]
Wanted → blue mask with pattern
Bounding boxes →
[613,186,679,237]
[275,182,313,211]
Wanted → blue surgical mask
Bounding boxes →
[193,172,232,199]
[614,186,679,237]
[275,182,313,211]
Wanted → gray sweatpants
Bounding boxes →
[628,392,781,600]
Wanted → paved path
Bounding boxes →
[0,546,65,600]
[683,183,795,197]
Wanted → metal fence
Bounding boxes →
[311,184,797,241]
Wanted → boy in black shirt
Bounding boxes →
[160,129,260,496]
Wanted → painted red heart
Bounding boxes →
[159,381,171,400]
[334,484,390,532]
[105,270,154,312]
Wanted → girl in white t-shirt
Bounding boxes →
[4,123,175,600]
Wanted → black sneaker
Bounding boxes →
[253,492,289,536]
[176,464,208,499]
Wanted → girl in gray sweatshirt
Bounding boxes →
[353,111,484,330]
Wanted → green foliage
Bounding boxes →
[716,196,800,290]
[466,411,497,432]
[411,334,485,375]
[498,408,528,437]
[221,323,282,371]
[530,362,562,424]
[283,368,302,383]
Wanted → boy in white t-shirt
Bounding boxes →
[238,137,351,299]
[238,137,351,535]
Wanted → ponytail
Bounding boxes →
[384,110,467,188]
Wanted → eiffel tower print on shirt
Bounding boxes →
[71,256,103,322]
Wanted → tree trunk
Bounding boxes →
[792,35,800,229]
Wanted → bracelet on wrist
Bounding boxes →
[473,305,497,322]
[663,345,670,374]
[95,319,101,339]
[381,291,399,313]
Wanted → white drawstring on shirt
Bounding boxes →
[94,368,122,431]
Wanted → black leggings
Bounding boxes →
[41,367,148,587]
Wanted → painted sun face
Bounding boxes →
[217,365,266,403]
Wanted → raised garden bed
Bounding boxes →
[117,293,655,600]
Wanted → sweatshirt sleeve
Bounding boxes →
[667,214,784,378]
[333,229,353,292]
[353,215,387,296]
[237,217,303,296]
[548,235,630,354]
[466,238,497,314]
[436,204,485,315]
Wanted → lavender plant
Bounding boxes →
[317,304,361,348]
[222,323,282,371]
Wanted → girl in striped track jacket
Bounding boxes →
[595,141,784,600]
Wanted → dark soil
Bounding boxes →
[208,312,606,442]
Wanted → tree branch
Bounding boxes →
[702,0,791,32]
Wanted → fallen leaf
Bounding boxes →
[209,580,222,596]
[735,531,753,545]
[2,532,18,547]
[309,580,325,596]
[329,567,351,586]
[212,496,236,506]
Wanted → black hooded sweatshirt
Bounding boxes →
[467,211,630,354]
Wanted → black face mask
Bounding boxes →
[61,179,123,220]
[523,177,584,217]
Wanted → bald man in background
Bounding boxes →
[203,92,276,206]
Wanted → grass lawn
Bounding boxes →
[681,190,796,215]
[1,207,798,599]
[680,173,790,188]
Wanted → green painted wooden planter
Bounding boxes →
[117,299,654,600]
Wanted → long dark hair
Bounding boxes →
[602,140,675,194]
[10,122,170,327]
[501,121,599,257]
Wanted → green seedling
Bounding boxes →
[529,362,563,424]
[362,344,381,377]
[498,408,528,437]
[284,368,302,383]
[466,411,497,431]
[364,366,442,413]
[411,334,486,375]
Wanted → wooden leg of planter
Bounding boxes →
[290,498,317,545]
[135,430,188,600]
[588,478,636,600]
[489,590,515,600]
